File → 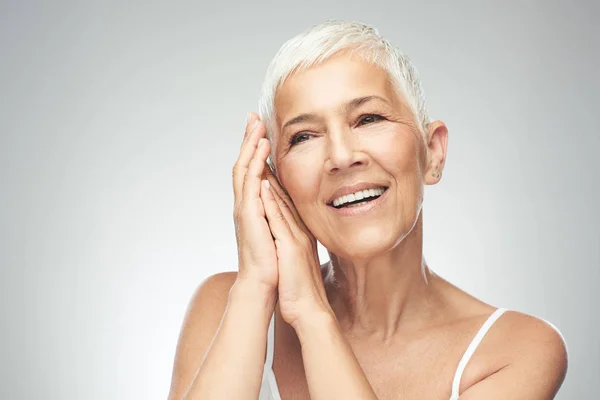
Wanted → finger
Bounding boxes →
[241,112,259,149]
[233,117,265,208]
[234,115,261,194]
[260,180,293,241]
[242,137,271,202]
[266,179,311,239]
[265,175,303,226]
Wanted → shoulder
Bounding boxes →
[167,271,238,400]
[496,310,568,365]
[443,281,568,374]
[501,310,568,374]
[178,271,239,345]
[445,283,567,369]
[464,309,568,398]
[189,271,239,313]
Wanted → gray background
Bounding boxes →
[0,1,597,399]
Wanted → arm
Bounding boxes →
[295,310,379,400]
[257,139,568,399]
[296,310,568,400]
[167,273,276,400]
[258,180,379,400]
[168,113,280,399]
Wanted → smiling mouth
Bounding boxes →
[328,187,388,209]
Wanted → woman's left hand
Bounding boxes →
[259,166,333,330]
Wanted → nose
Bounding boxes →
[324,127,368,174]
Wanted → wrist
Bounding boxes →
[292,306,338,343]
[229,277,277,312]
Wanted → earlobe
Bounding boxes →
[424,120,448,184]
[424,168,442,185]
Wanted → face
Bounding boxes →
[273,53,446,260]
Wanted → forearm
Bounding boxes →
[184,280,276,400]
[296,311,379,400]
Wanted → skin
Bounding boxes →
[167,52,568,400]
[272,52,448,337]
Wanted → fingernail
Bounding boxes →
[250,119,260,132]
[263,180,270,189]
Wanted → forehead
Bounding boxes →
[274,54,402,123]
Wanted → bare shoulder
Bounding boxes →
[187,271,239,317]
[495,310,568,367]
[440,277,568,377]
[463,309,568,398]
[167,271,238,400]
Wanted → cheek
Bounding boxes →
[278,155,322,206]
[367,128,421,174]
[369,129,424,212]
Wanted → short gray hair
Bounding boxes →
[257,19,431,170]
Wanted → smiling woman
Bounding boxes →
[167,20,568,400]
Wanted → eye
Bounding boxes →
[357,114,385,126]
[289,132,312,146]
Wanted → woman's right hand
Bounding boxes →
[232,112,278,294]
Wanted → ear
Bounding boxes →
[424,120,448,185]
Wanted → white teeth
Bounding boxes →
[331,187,386,207]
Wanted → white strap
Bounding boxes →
[264,313,282,399]
[450,308,507,398]
[264,313,275,367]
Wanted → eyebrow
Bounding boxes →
[281,95,390,131]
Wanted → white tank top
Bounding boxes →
[258,308,508,400]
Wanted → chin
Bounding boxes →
[325,227,403,261]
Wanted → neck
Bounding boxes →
[325,212,447,341]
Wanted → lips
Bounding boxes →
[326,182,389,205]
[328,184,390,216]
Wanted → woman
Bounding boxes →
[168,20,567,400]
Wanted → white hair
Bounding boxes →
[257,20,431,284]
[257,19,431,171]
